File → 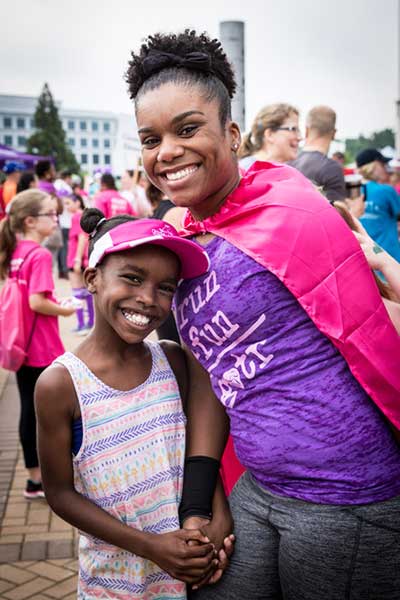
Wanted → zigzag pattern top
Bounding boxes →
[56,342,187,599]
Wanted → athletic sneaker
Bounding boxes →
[24,480,45,499]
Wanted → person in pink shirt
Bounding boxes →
[0,190,75,499]
[94,173,136,218]
[65,196,94,335]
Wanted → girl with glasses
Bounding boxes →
[0,190,76,499]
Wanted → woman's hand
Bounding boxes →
[352,219,389,271]
[183,515,235,589]
[144,529,217,584]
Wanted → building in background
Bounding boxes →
[220,21,245,131]
[0,94,140,174]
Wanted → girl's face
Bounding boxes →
[64,197,78,213]
[263,112,301,163]
[86,244,180,344]
[136,82,241,220]
[31,196,58,240]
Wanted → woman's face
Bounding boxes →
[136,82,241,220]
[263,112,301,163]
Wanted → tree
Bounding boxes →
[26,83,80,172]
[345,129,395,163]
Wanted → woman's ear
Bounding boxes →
[23,216,36,231]
[84,268,98,294]
[228,121,241,150]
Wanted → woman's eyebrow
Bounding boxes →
[138,110,205,134]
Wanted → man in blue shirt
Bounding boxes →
[357,148,400,262]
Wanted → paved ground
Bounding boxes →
[0,278,81,598]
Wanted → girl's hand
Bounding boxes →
[183,515,235,589]
[144,529,217,584]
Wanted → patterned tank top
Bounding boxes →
[55,342,187,599]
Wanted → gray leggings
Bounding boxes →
[193,472,400,600]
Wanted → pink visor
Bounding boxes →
[88,218,209,279]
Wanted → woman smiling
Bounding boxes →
[126,30,400,599]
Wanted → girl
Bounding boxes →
[35,208,232,599]
[0,190,75,499]
[65,196,94,335]
[126,30,400,599]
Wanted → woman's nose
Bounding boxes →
[157,137,184,163]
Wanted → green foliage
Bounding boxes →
[345,129,395,163]
[26,83,80,173]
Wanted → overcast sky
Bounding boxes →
[1,0,399,140]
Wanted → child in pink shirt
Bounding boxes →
[0,190,75,498]
[65,197,93,334]
[94,173,136,218]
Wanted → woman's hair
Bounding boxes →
[17,171,36,193]
[238,103,299,159]
[80,208,137,256]
[0,189,49,279]
[73,194,85,211]
[100,173,117,190]
[357,162,377,182]
[125,29,236,126]
[332,201,393,300]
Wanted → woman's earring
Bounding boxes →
[232,143,239,152]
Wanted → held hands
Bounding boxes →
[144,528,217,584]
[183,515,235,589]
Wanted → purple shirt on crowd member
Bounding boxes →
[176,236,400,505]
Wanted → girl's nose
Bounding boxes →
[136,284,157,307]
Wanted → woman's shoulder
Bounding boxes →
[158,340,188,400]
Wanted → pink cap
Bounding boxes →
[88,218,209,279]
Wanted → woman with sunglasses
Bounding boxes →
[126,30,400,599]
[238,103,301,170]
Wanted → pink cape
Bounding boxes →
[180,161,400,430]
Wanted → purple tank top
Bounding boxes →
[176,236,400,504]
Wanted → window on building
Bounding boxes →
[93,154,99,165]
[68,120,75,130]
[104,139,111,148]
[81,154,88,164]
[3,117,12,128]
[92,138,99,148]
[103,122,110,132]
[92,121,98,131]
[81,138,87,147]
[68,138,75,147]
[17,118,25,129]
[30,118,35,129]
[17,136,27,147]
[80,121,87,131]
[104,154,111,165]
[4,135,13,146]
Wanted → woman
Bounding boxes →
[356,148,400,263]
[238,103,301,170]
[126,30,400,599]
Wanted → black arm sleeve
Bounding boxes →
[179,455,220,524]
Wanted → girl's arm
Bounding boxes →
[162,342,234,583]
[35,365,216,585]
[72,233,87,274]
[29,293,75,317]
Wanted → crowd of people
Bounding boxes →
[1,27,400,600]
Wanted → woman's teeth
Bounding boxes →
[165,165,198,181]
[122,310,150,326]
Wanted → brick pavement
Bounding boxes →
[0,278,79,598]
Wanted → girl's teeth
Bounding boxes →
[122,310,150,326]
[166,166,198,181]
